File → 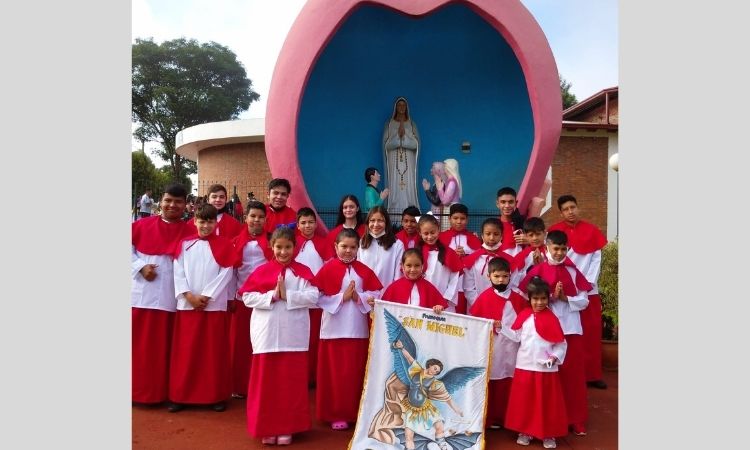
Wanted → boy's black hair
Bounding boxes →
[481,217,503,234]
[163,183,188,200]
[449,203,469,216]
[546,229,568,246]
[207,184,228,195]
[487,257,511,274]
[416,215,448,265]
[195,203,218,221]
[270,226,296,247]
[557,194,577,210]
[402,206,421,218]
[523,217,546,233]
[364,167,378,183]
[526,276,551,298]
[296,207,317,221]
[268,178,292,194]
[401,248,423,264]
[245,200,267,214]
[496,186,517,198]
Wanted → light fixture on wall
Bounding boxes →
[461,141,471,154]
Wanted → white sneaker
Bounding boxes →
[516,433,532,446]
[543,438,557,448]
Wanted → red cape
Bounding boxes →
[512,245,546,269]
[519,258,592,297]
[439,229,482,252]
[511,307,565,343]
[295,229,333,261]
[263,205,297,234]
[419,243,464,273]
[238,259,315,294]
[173,232,237,268]
[132,216,193,256]
[395,229,420,249]
[186,213,243,238]
[232,227,272,268]
[380,277,448,309]
[548,220,607,254]
[313,258,383,296]
[470,287,527,323]
[499,220,518,252]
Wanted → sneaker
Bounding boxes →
[276,435,292,446]
[587,379,608,389]
[572,424,587,436]
[167,402,183,413]
[489,423,502,430]
[212,402,226,412]
[261,436,276,445]
[231,393,246,399]
[543,438,556,448]
[516,433,532,446]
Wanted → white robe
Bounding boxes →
[242,269,320,353]
[131,248,178,312]
[234,240,268,299]
[546,265,589,335]
[173,239,234,312]
[422,249,460,311]
[504,313,567,373]
[358,239,405,289]
[463,255,520,309]
[567,249,602,295]
[488,293,520,380]
[317,268,381,339]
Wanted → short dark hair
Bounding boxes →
[195,203,218,221]
[526,276,551,298]
[296,207,316,221]
[449,203,469,216]
[496,186,517,198]
[163,183,188,200]
[557,194,577,210]
[335,227,360,244]
[245,200,267,214]
[401,248,423,264]
[425,359,443,374]
[268,178,291,194]
[207,184,227,195]
[364,167,378,183]
[488,257,511,274]
[402,206,421,218]
[523,217,546,233]
[546,229,568,246]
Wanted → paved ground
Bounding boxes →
[133,367,617,449]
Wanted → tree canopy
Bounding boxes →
[560,75,578,110]
[132,38,260,181]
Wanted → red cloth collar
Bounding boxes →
[313,258,383,296]
[381,277,448,309]
[519,258,592,297]
[499,220,518,251]
[548,220,607,254]
[511,307,565,343]
[396,229,420,249]
[419,242,464,273]
[132,216,193,256]
[238,259,315,294]
[186,213,243,238]
[232,227,272,267]
[439,229,482,251]
[263,205,297,234]
[295,229,333,261]
[462,247,516,272]
[174,232,236,268]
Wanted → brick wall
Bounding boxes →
[541,135,609,236]
[196,142,272,198]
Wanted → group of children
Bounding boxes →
[131,179,609,449]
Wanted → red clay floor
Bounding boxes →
[133,368,617,449]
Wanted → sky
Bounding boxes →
[131,0,618,158]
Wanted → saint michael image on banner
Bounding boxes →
[349,301,493,450]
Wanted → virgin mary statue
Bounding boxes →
[383,97,420,213]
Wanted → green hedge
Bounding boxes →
[599,240,618,340]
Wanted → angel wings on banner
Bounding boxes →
[367,309,484,450]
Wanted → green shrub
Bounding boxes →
[599,240,618,340]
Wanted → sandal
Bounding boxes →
[261,436,276,445]
[331,421,349,430]
[276,435,292,445]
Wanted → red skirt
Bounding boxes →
[558,334,588,425]
[504,369,568,439]
[315,338,369,422]
[455,291,468,315]
[246,352,311,437]
[486,378,512,425]
[581,294,603,381]
[132,307,174,403]
[308,308,323,384]
[169,309,231,404]
[229,302,253,396]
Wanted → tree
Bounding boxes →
[132,38,260,181]
[132,151,186,207]
[560,75,578,110]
